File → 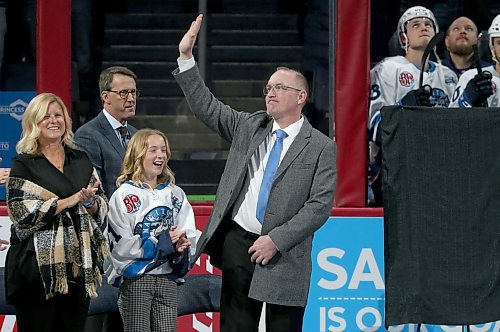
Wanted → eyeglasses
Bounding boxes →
[108,89,140,99]
[263,84,302,96]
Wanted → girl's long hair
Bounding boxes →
[116,128,175,187]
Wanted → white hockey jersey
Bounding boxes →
[449,65,500,107]
[367,56,457,194]
[369,56,458,145]
[105,181,197,285]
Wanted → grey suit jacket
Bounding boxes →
[174,65,337,306]
[74,111,138,198]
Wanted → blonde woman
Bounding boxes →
[6,92,109,332]
[106,129,196,332]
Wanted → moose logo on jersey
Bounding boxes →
[430,88,450,106]
[399,71,415,87]
[124,194,141,213]
[133,206,174,238]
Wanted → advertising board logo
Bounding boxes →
[0,99,29,121]
[316,246,385,332]
[0,142,9,151]
[306,217,386,331]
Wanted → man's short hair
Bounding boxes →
[99,66,137,93]
[275,66,310,95]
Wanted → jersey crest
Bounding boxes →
[399,71,415,87]
[133,206,174,237]
[445,76,456,85]
[430,88,450,107]
[124,194,141,213]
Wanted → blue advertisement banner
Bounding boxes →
[304,217,500,332]
[0,91,36,200]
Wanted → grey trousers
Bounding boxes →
[118,274,178,332]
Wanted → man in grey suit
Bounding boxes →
[174,15,336,332]
[74,66,139,199]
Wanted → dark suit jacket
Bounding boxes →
[173,65,337,306]
[73,111,138,198]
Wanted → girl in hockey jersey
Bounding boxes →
[106,128,196,332]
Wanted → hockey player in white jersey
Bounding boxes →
[368,6,458,205]
[449,14,499,108]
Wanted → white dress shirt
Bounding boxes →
[232,119,303,234]
[103,109,129,141]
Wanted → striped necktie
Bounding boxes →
[117,126,130,148]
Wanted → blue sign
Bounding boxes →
[0,91,36,200]
[304,217,500,331]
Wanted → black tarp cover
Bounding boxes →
[381,105,500,327]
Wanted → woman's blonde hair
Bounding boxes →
[116,129,175,187]
[16,93,74,154]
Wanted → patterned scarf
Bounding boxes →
[7,170,109,299]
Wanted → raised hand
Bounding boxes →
[179,14,203,60]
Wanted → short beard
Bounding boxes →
[448,43,474,56]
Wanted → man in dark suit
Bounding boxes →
[174,15,336,332]
[74,66,139,199]
[75,66,139,332]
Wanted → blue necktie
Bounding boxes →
[256,129,288,224]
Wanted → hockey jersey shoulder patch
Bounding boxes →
[399,71,415,88]
[124,194,141,213]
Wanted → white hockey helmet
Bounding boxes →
[398,6,438,52]
[488,14,500,64]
